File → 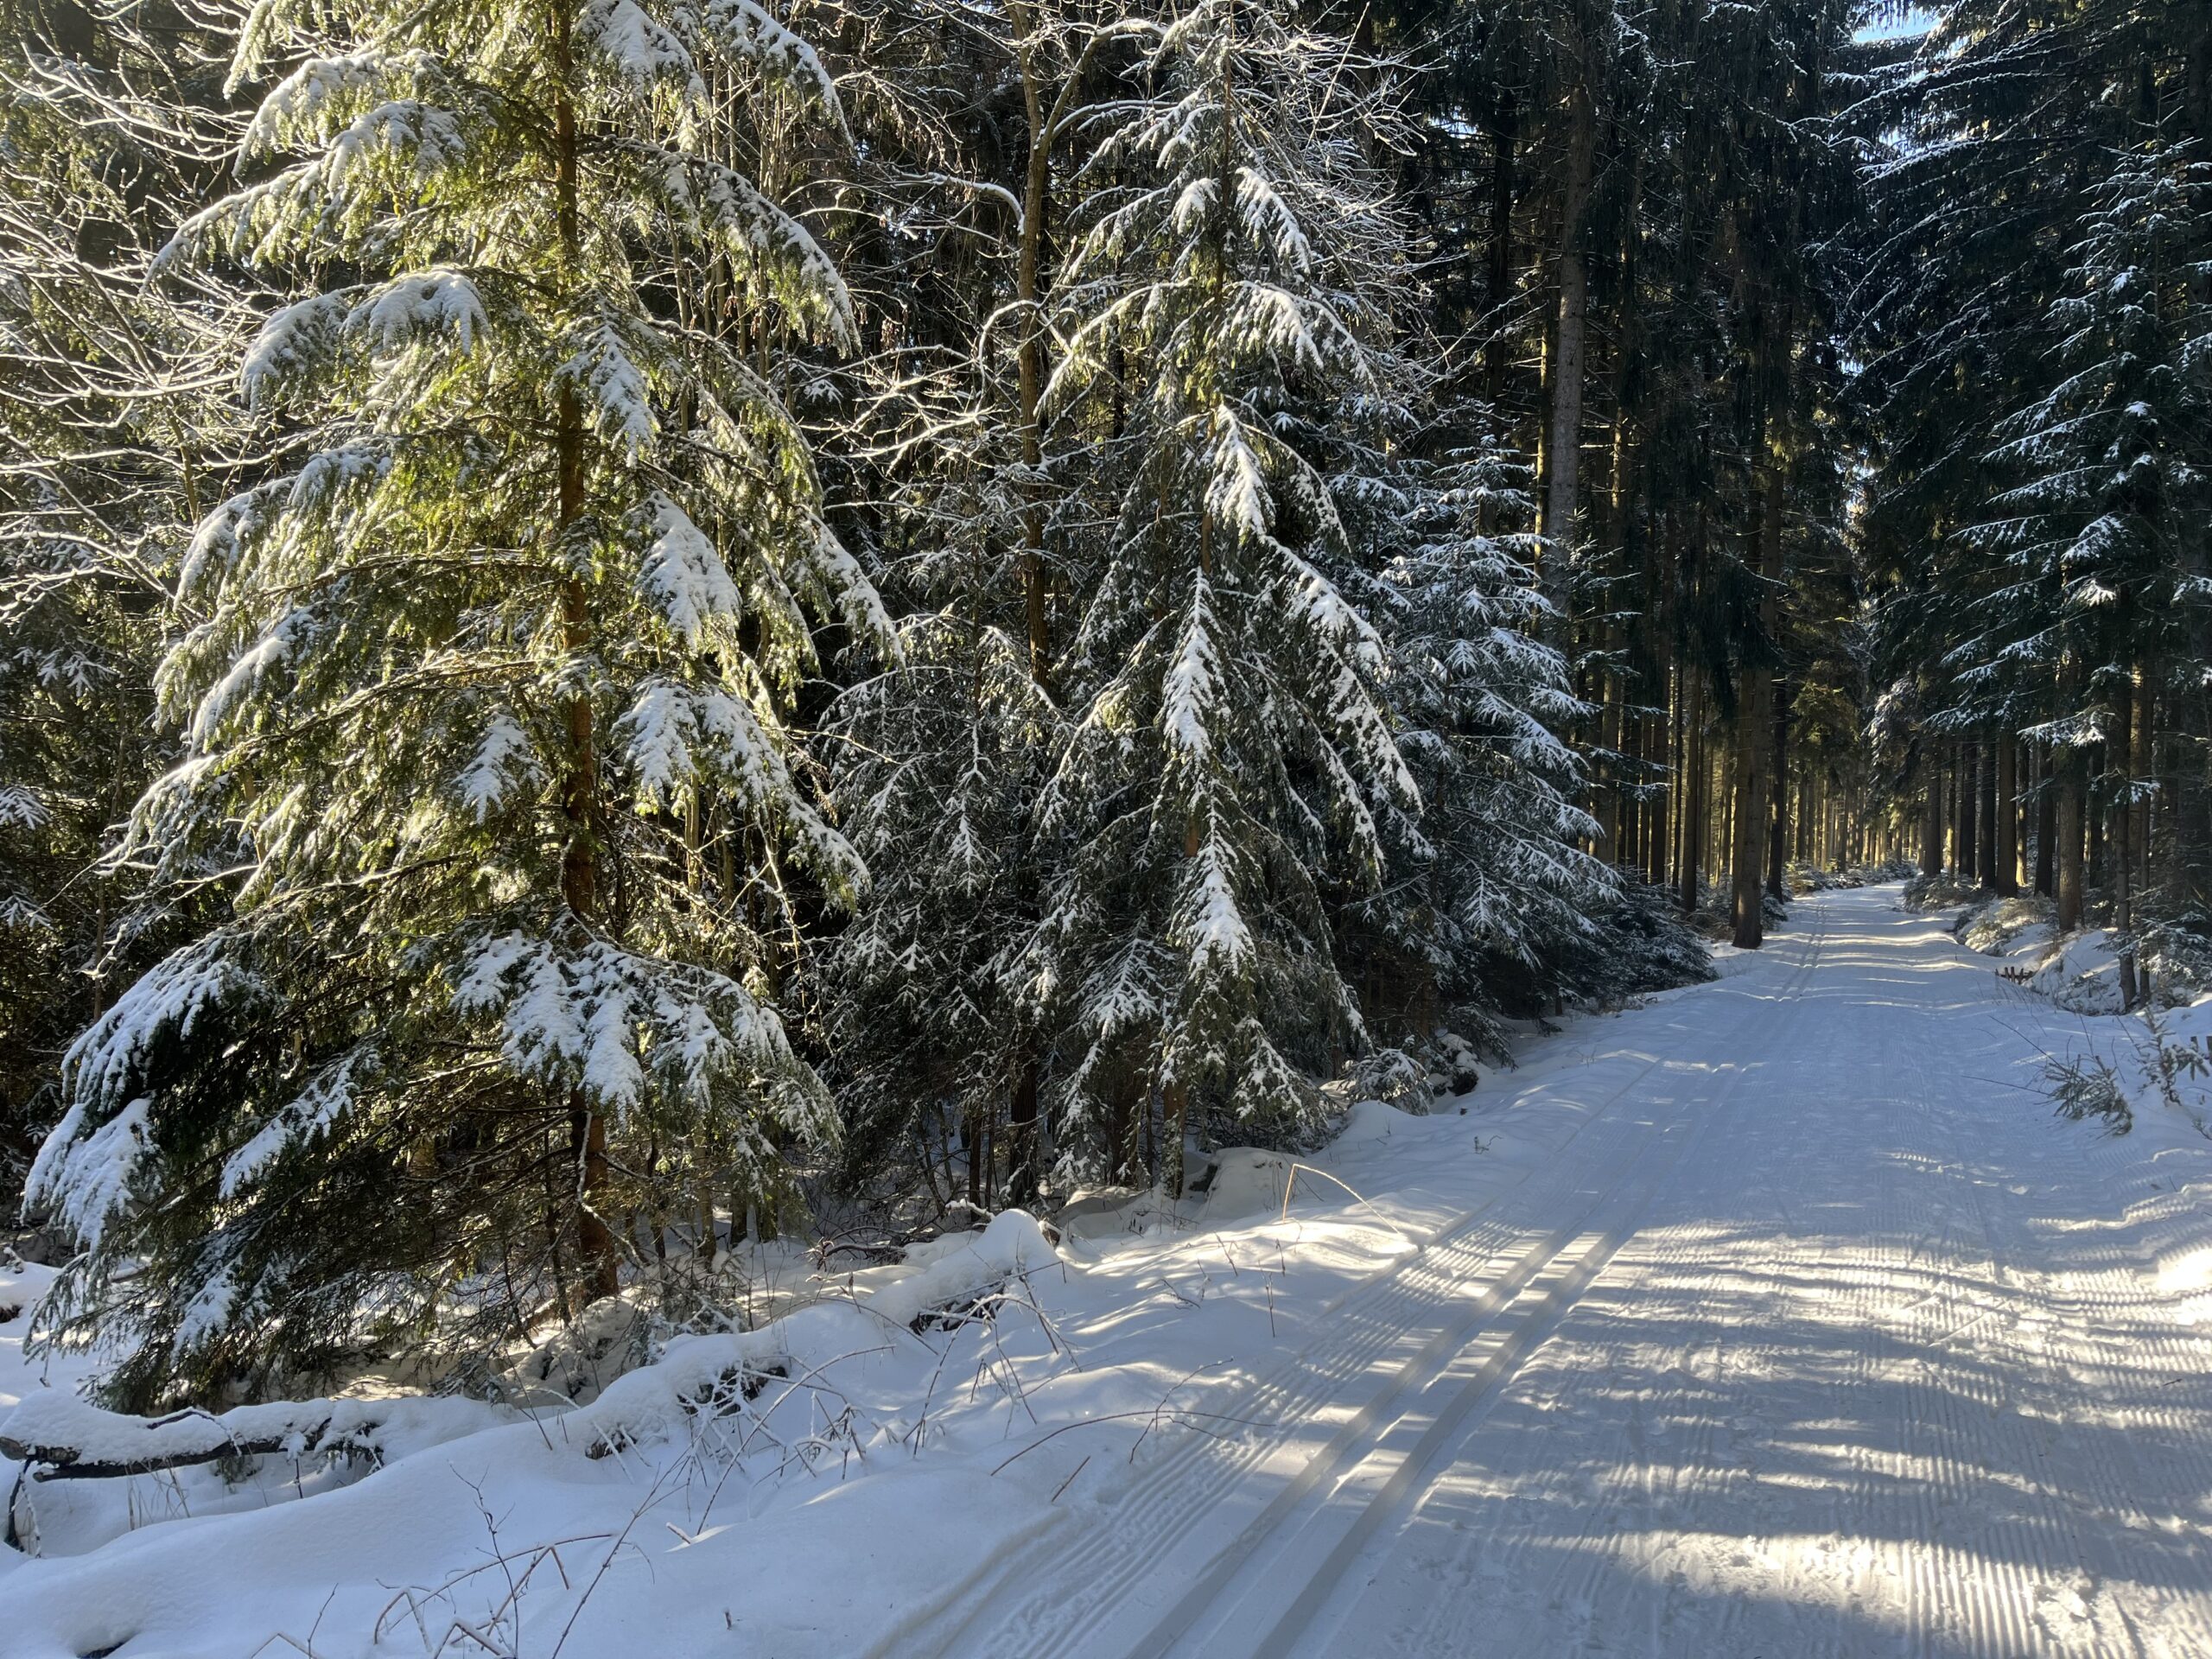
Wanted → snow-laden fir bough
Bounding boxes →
[25,0,888,1404]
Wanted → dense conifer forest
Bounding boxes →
[2,0,2208,1408]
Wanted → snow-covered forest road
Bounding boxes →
[8,884,2212,1659]
[911,886,2212,1659]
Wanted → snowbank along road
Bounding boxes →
[902,887,2212,1659]
[4,885,2210,1659]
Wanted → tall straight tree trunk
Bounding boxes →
[1767,680,1790,899]
[2087,743,2104,887]
[1957,742,1978,883]
[553,10,618,1306]
[1995,736,2019,896]
[1538,78,1596,640]
[2117,671,2139,1007]
[1920,748,1944,877]
[1005,5,1103,1209]
[2057,747,2087,932]
[1978,735,1999,886]
[2036,744,2058,898]
[1729,704,1766,946]
[1680,666,1704,915]
[1714,731,1732,895]
[1008,5,1077,692]
[1006,1063,1040,1208]
[1732,466,1783,947]
[1598,621,1624,859]
[1484,103,1516,408]
[2178,547,2212,913]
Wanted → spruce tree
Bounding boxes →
[26,0,887,1402]
[1974,142,2212,924]
[1373,428,1619,1029]
[1034,0,1420,1190]
[0,0,241,1202]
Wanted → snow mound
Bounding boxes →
[570,1209,1055,1458]
[0,1389,507,1478]
[495,1291,651,1405]
[1960,893,2056,959]
[1055,1116,1421,1240]
[1201,1147,1298,1222]
[2033,929,2126,1014]
[1334,1097,1420,1146]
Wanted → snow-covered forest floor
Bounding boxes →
[6,883,2212,1659]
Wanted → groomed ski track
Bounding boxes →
[889,886,2212,1659]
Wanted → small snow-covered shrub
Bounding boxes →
[1959,893,2055,957]
[2034,931,2128,1014]
[2138,914,2212,1004]
[2045,1051,2131,1131]
[1567,880,1714,999]
[1346,1046,1433,1110]
[1905,869,1981,910]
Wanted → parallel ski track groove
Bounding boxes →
[1004,911,1831,1659]
[884,913,1833,1659]
[1341,900,1837,1659]
[1905,965,2212,1656]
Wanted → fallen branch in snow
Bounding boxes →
[569,1211,1058,1462]
[3,1401,351,1482]
[0,1390,506,1482]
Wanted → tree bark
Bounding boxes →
[1732,466,1783,947]
[2117,671,2139,1007]
[1680,666,1704,915]
[1978,734,1999,886]
[1729,701,1766,947]
[1767,679,1790,899]
[2178,560,2212,913]
[1537,77,1597,640]
[553,10,618,1306]
[1920,745,1944,877]
[1994,736,2019,896]
[1484,103,1516,408]
[1006,1061,1040,1208]
[2057,747,2087,932]
[2035,745,2058,898]
[1012,8,1057,691]
[1956,741,1978,885]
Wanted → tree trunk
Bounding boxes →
[2057,748,2086,932]
[1767,679,1790,899]
[1920,747,1944,877]
[1732,466,1783,947]
[1956,742,1978,885]
[1006,1061,1040,1208]
[553,15,618,1307]
[1730,700,1766,947]
[2178,554,2212,913]
[1994,736,2019,896]
[1978,735,1999,887]
[1538,77,1596,640]
[1484,103,1516,408]
[1680,667,1704,915]
[1004,10,1070,1220]
[1012,15,1056,691]
[2118,689,2140,1009]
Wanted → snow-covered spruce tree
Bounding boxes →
[819,426,1058,1211]
[0,2,249,1192]
[24,0,887,1404]
[1035,0,1421,1192]
[1969,141,2212,931]
[1368,430,1630,1033]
